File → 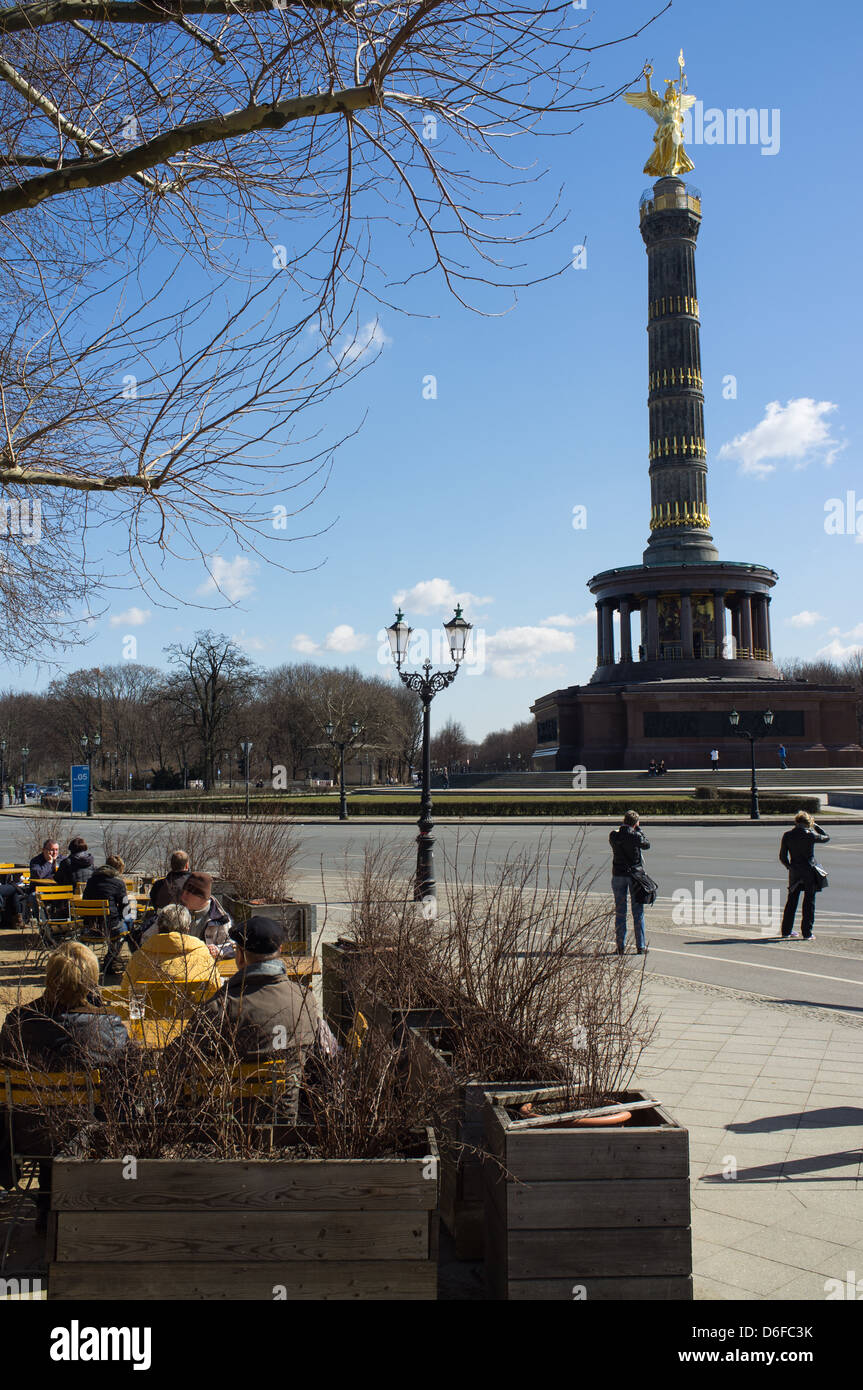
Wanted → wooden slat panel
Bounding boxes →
[49,1260,437,1301]
[483,1202,507,1302]
[505,1179,691,1229]
[491,1131,689,1181]
[55,1211,429,1263]
[51,1158,435,1211]
[506,1275,693,1301]
[506,1226,692,1279]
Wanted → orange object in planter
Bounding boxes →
[566,1110,631,1127]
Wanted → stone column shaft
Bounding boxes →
[713,591,725,656]
[602,603,615,666]
[739,593,753,655]
[619,600,632,662]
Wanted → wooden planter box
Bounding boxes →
[322,940,448,1044]
[409,1026,554,1260]
[226,898,316,955]
[48,1131,439,1301]
[484,1088,692,1301]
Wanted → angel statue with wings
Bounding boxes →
[624,54,696,178]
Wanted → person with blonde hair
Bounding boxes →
[0,940,131,1066]
[779,810,831,940]
[0,942,131,1234]
[123,903,223,998]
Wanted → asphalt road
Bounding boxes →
[3,816,861,1017]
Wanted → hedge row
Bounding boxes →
[91,794,821,818]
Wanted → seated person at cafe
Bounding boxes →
[177,916,318,1064]
[176,872,234,959]
[0,878,26,931]
[149,850,191,910]
[123,904,222,999]
[0,941,133,1231]
[83,855,133,977]
[30,839,60,881]
[55,837,95,888]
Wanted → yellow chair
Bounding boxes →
[347,1010,369,1055]
[1,1067,101,1271]
[123,978,217,1017]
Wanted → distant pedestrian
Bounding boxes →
[778,744,788,770]
[609,810,651,955]
[658,759,667,777]
[779,811,830,941]
[709,748,719,773]
[647,759,657,777]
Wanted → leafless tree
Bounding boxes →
[163,629,259,787]
[0,2,668,632]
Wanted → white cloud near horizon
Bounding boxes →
[718,398,842,478]
[292,633,319,654]
[816,637,863,662]
[392,577,493,616]
[324,624,368,653]
[539,611,594,628]
[197,554,257,603]
[109,606,151,627]
[485,625,576,680]
[788,611,825,629]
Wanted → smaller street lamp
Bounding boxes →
[729,708,774,821]
[0,738,6,810]
[326,719,361,821]
[239,740,253,817]
[20,744,30,805]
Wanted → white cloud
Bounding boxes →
[485,625,576,680]
[197,554,258,602]
[231,630,267,652]
[718,398,842,478]
[816,637,863,662]
[788,611,825,629]
[292,634,319,654]
[324,624,368,653]
[827,622,863,641]
[109,606,151,628]
[338,318,391,366]
[539,611,594,629]
[392,578,493,616]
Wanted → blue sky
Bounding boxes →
[14,0,863,741]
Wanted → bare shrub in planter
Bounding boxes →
[97,820,165,874]
[213,815,301,905]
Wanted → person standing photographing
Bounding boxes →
[609,809,651,955]
[779,811,830,941]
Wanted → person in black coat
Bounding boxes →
[0,941,133,1230]
[55,837,95,888]
[609,810,651,955]
[779,811,830,940]
[83,856,133,976]
[149,851,190,910]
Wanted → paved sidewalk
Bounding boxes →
[637,975,863,1300]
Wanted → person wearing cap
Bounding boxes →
[177,872,234,958]
[176,915,319,1064]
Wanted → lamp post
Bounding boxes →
[387,605,472,903]
[326,720,361,821]
[80,732,99,816]
[729,708,774,821]
[0,738,5,809]
[240,740,253,817]
[20,744,30,803]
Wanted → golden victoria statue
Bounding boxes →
[624,51,696,178]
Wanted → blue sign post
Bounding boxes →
[70,764,90,816]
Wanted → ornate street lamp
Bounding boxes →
[326,719,361,821]
[387,604,472,903]
[239,740,253,818]
[79,732,99,816]
[729,709,774,821]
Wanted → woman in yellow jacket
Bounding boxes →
[123,904,223,1000]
